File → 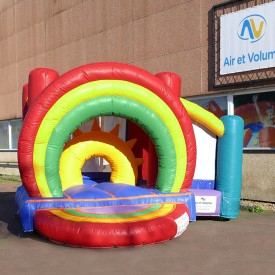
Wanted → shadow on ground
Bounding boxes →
[0,191,22,236]
[0,189,47,243]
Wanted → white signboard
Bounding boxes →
[195,196,217,214]
[174,212,189,238]
[220,1,275,75]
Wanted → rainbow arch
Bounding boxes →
[18,62,196,198]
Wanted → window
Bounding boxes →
[0,119,22,150]
[234,91,275,149]
[188,90,275,150]
[0,121,9,149]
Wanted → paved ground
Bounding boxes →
[1,182,275,275]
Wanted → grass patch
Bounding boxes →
[240,203,266,213]
[247,206,265,213]
[0,174,21,183]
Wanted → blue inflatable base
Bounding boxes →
[16,183,196,232]
[191,179,215,190]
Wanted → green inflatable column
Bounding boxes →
[216,115,244,219]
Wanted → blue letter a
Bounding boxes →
[240,20,254,39]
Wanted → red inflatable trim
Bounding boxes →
[28,68,59,107]
[34,204,189,248]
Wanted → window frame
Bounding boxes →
[0,119,22,152]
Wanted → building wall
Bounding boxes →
[0,0,274,201]
[0,0,224,121]
[242,152,275,202]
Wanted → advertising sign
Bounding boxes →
[220,1,275,75]
[234,91,275,149]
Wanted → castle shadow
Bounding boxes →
[0,191,22,237]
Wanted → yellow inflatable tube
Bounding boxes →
[60,130,140,190]
[180,98,225,137]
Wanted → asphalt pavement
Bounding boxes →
[1,182,275,275]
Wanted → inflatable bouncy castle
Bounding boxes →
[16,62,244,248]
